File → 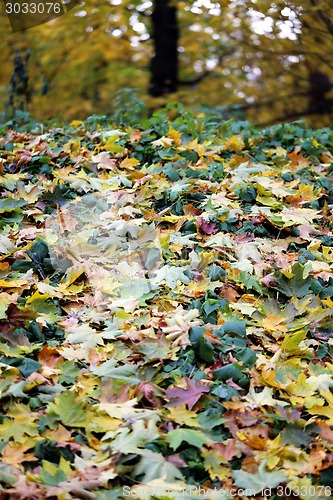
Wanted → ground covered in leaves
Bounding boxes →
[1,108,333,499]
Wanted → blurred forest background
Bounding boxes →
[0,0,333,126]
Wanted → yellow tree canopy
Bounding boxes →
[0,0,332,124]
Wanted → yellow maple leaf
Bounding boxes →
[245,387,288,407]
[307,405,333,424]
[0,404,39,443]
[322,296,333,308]
[167,405,200,428]
[281,330,307,352]
[285,372,317,398]
[120,157,140,169]
[168,127,182,146]
[262,313,287,334]
[1,442,37,469]
[223,135,245,152]
[279,207,322,226]
[0,279,28,288]
[202,448,231,480]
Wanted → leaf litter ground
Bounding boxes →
[0,111,333,499]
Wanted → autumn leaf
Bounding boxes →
[166,428,210,450]
[47,391,88,427]
[0,404,39,443]
[287,150,310,169]
[198,216,218,235]
[233,460,287,494]
[165,378,210,410]
[133,450,185,483]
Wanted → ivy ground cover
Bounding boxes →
[1,110,333,499]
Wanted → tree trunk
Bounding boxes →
[149,0,179,97]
